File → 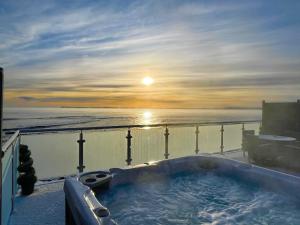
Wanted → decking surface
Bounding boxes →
[9,181,65,225]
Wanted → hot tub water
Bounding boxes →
[98,172,300,225]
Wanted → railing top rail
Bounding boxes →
[2,130,19,156]
[4,120,261,135]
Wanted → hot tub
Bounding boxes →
[64,156,300,225]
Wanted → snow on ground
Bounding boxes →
[9,180,64,225]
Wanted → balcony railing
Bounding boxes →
[5,120,261,179]
[1,131,20,225]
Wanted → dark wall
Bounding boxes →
[261,100,300,136]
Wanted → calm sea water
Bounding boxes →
[3,107,261,130]
[3,107,261,178]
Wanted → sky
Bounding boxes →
[0,0,300,109]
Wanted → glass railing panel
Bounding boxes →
[84,129,126,172]
[22,133,78,179]
[2,146,12,177]
[198,125,221,153]
[223,124,243,151]
[2,154,13,225]
[1,132,20,225]
[169,126,195,158]
[131,127,165,165]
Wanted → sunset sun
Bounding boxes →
[142,76,154,86]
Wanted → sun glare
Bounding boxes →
[143,111,152,119]
[142,111,153,125]
[142,76,154,86]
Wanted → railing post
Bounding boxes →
[126,129,132,165]
[195,126,199,154]
[242,123,245,157]
[164,126,169,159]
[0,67,3,225]
[259,121,262,134]
[77,131,85,173]
[220,124,224,154]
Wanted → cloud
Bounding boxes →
[18,96,100,103]
[1,0,300,108]
[176,73,300,88]
[18,96,37,101]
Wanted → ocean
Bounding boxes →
[3,107,261,130]
[3,107,261,179]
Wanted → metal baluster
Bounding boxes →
[126,129,132,165]
[195,126,199,154]
[259,121,262,134]
[220,124,224,154]
[241,123,245,157]
[77,131,85,173]
[164,126,169,159]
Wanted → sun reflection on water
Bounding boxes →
[142,111,153,125]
